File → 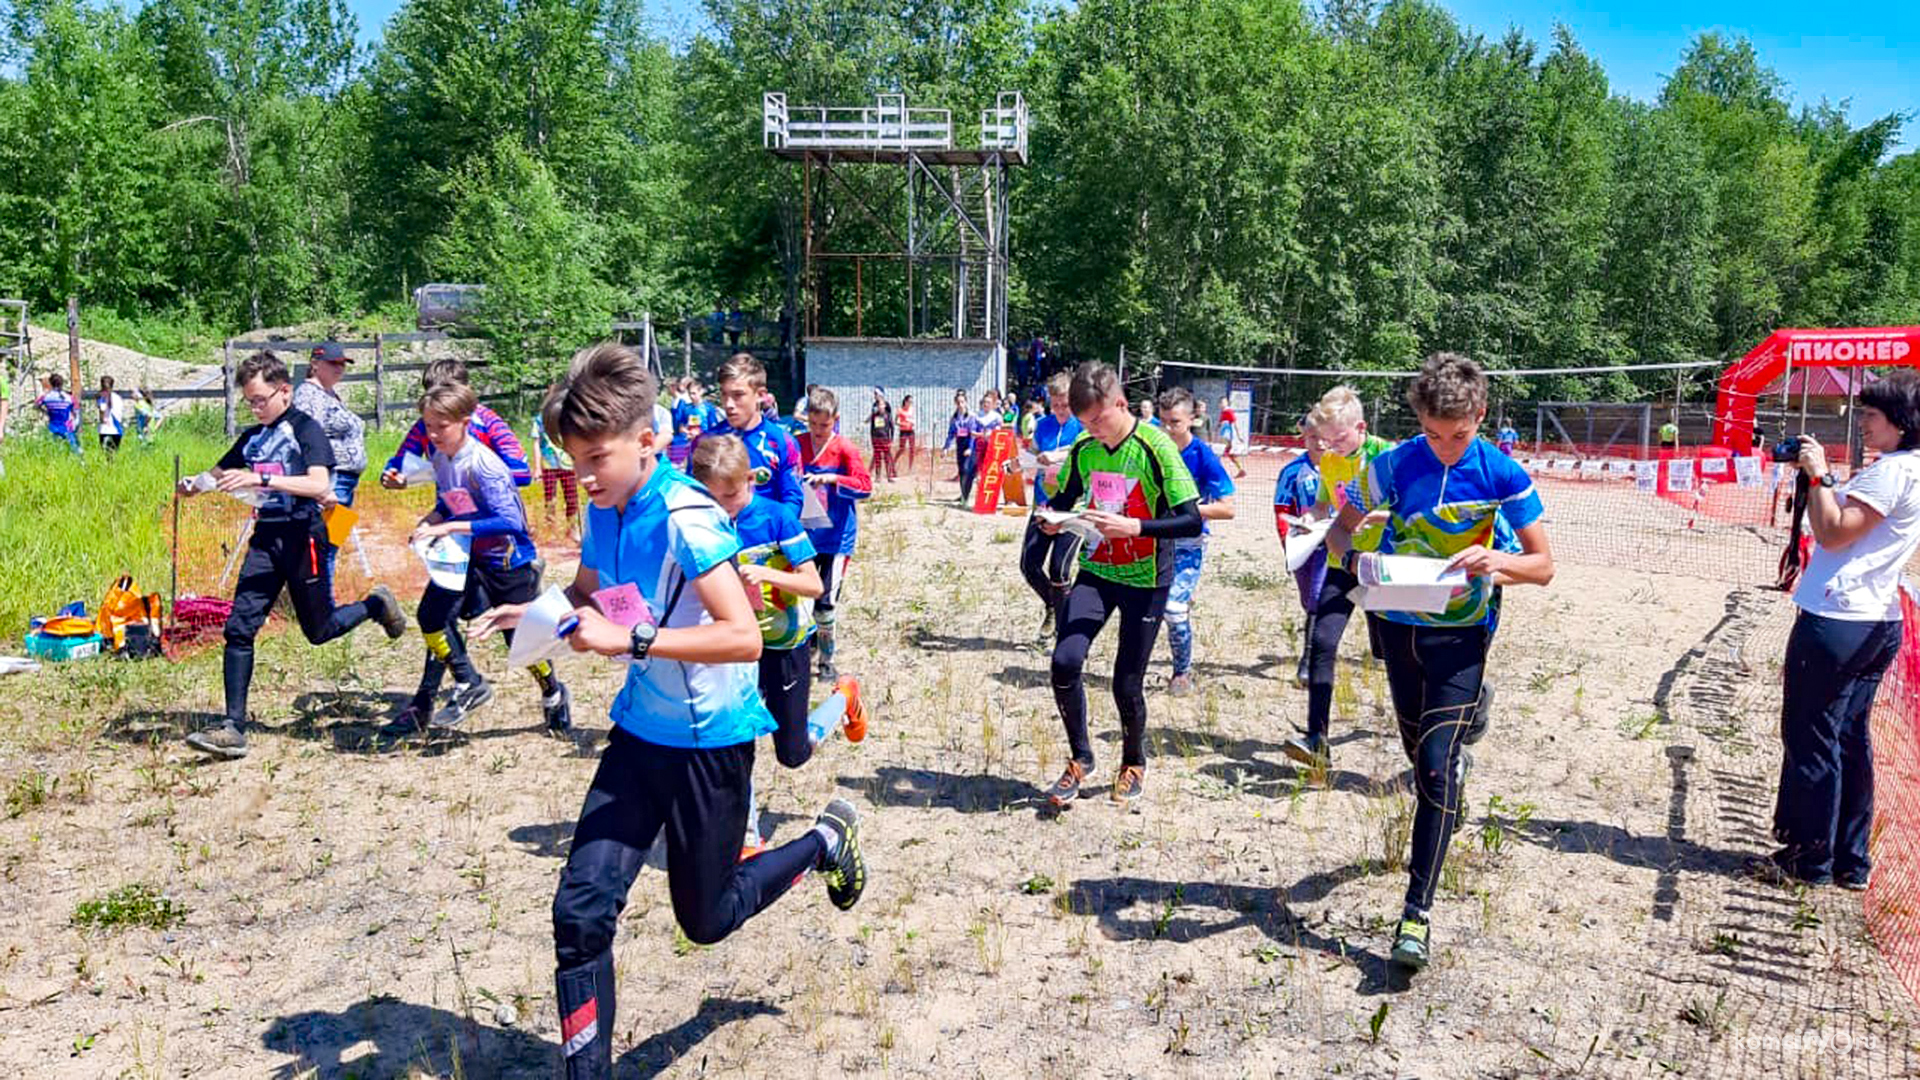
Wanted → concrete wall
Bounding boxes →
[803,337,1004,447]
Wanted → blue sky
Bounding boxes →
[345,0,1917,153]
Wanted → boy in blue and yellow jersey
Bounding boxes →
[1282,386,1395,770]
[1328,352,1554,975]
[690,434,871,853]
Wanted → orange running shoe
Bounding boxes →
[836,675,869,743]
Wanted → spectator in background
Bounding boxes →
[96,375,127,455]
[867,388,896,482]
[1496,418,1519,456]
[1760,372,1920,891]
[1137,397,1159,428]
[726,303,747,348]
[35,373,80,454]
[133,387,160,442]
[946,390,978,499]
[530,411,581,539]
[1217,396,1247,479]
[894,394,918,474]
[294,342,369,588]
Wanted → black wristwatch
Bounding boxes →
[1818,472,1839,488]
[629,622,658,661]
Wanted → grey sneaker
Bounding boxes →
[1451,750,1475,834]
[1046,759,1095,808]
[1281,734,1329,771]
[186,721,248,759]
[432,679,495,729]
[1464,681,1495,745]
[364,585,408,641]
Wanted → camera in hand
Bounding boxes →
[1771,436,1804,463]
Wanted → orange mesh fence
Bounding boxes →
[1867,586,1920,1012]
[164,473,584,657]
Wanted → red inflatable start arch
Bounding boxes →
[1713,326,1920,453]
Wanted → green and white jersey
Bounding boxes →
[1052,421,1200,589]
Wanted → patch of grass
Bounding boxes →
[0,419,421,645]
[71,883,188,932]
[1678,988,1729,1040]
[1477,794,1538,858]
[5,770,53,817]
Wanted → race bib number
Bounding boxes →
[442,488,477,516]
[592,583,654,628]
[1090,471,1128,513]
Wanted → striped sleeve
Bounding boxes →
[474,406,532,486]
[385,420,430,473]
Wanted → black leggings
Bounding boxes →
[1052,572,1170,770]
[552,730,823,1078]
[759,642,815,768]
[1376,618,1488,914]
[223,519,371,725]
[1305,566,1384,742]
[415,562,540,704]
[957,443,978,499]
[1019,514,1070,612]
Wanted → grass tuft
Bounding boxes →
[71,883,189,932]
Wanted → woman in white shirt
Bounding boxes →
[1766,371,1920,890]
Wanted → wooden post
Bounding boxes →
[65,297,80,396]
[222,339,235,436]
[373,334,386,431]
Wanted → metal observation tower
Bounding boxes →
[763,91,1027,352]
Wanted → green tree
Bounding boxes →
[430,138,617,395]
[0,0,166,309]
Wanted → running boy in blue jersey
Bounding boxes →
[473,343,867,1080]
[1273,418,1326,689]
[397,381,570,734]
[704,353,806,516]
[1156,387,1236,697]
[1019,370,1085,641]
[690,435,871,853]
[1327,352,1554,975]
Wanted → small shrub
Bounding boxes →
[71,884,188,932]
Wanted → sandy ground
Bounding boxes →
[0,479,1915,1078]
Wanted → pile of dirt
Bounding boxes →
[20,324,219,396]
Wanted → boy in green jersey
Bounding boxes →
[1036,363,1202,810]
